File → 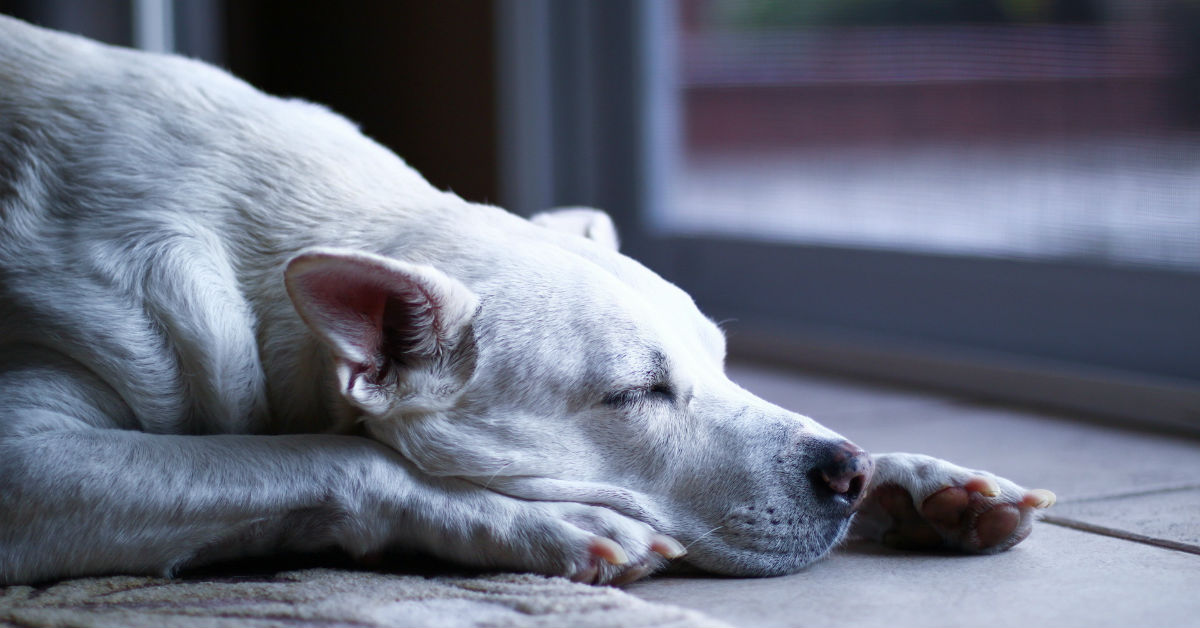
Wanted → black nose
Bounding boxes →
[809,440,873,511]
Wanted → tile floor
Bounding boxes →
[626,362,1200,627]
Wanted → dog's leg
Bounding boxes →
[0,429,677,584]
[0,363,676,585]
[850,453,1056,553]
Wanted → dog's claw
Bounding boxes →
[1023,488,1056,509]
[609,564,654,586]
[588,536,630,566]
[964,475,1001,497]
[650,534,687,559]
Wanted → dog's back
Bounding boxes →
[0,15,408,435]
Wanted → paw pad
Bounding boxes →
[974,504,1021,548]
[921,486,971,527]
[873,479,1055,553]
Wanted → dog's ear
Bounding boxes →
[284,248,478,414]
[530,207,619,251]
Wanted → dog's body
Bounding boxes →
[0,16,1052,585]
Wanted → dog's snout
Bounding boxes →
[809,440,873,511]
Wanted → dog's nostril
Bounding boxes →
[809,440,874,510]
[821,466,863,495]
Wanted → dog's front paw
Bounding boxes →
[854,453,1055,554]
[537,503,685,585]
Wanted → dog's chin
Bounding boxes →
[680,515,851,577]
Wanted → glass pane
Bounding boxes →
[659,0,1200,272]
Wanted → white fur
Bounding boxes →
[531,207,620,251]
[0,16,1037,585]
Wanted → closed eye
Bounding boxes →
[602,382,676,408]
[648,382,675,400]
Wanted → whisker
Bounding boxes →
[483,461,515,489]
[684,525,724,551]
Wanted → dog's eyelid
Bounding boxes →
[648,381,673,397]
[600,379,677,408]
[600,389,636,408]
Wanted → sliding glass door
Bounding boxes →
[495,0,1200,432]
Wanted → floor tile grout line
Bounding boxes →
[1041,516,1200,556]
[1055,483,1200,505]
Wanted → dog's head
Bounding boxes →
[284,208,872,576]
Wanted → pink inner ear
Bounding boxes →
[288,251,473,374]
[296,269,391,365]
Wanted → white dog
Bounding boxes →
[0,16,1053,586]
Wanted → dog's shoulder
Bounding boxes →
[0,13,95,72]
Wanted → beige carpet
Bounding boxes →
[0,569,726,628]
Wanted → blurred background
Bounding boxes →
[3,0,1197,432]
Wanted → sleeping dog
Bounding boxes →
[0,16,1053,585]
